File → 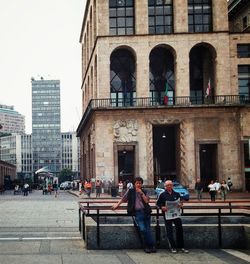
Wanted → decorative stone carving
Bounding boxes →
[113,120,138,142]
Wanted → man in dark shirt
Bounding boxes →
[112,177,156,253]
[194,179,203,200]
[156,180,188,253]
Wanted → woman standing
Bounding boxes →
[208,180,216,202]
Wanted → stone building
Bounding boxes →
[77,0,250,190]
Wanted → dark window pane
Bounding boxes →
[109,8,116,16]
[237,44,250,58]
[118,17,125,27]
[110,18,117,27]
[126,17,133,27]
[117,8,125,16]
[156,16,164,25]
[110,0,116,8]
[149,16,155,26]
[118,28,126,35]
[156,6,163,15]
[156,26,164,33]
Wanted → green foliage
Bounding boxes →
[59,168,73,183]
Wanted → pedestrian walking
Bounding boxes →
[194,179,203,200]
[220,180,229,201]
[227,177,233,192]
[208,180,216,202]
[52,181,58,197]
[95,179,102,197]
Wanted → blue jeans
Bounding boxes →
[135,210,154,248]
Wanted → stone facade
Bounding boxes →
[78,0,250,190]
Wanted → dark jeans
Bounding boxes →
[164,217,184,249]
[135,210,154,248]
[209,190,216,201]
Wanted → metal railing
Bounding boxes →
[77,95,250,134]
[78,199,250,249]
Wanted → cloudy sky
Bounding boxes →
[0,0,86,133]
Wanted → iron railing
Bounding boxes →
[77,95,250,134]
[78,199,250,249]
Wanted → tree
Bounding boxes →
[59,168,73,183]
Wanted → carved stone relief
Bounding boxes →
[113,120,138,142]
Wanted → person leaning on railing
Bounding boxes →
[112,176,156,253]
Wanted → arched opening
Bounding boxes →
[149,46,175,105]
[189,43,216,104]
[110,48,136,106]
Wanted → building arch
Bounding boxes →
[110,47,136,106]
[149,44,176,105]
[189,42,217,103]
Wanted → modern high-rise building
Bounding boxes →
[31,77,61,175]
[0,104,25,134]
[77,0,250,191]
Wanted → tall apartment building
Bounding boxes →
[77,0,250,191]
[0,104,25,134]
[31,77,61,175]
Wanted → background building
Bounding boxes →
[77,0,250,191]
[31,77,61,175]
[61,132,80,179]
[0,104,25,134]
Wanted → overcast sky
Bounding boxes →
[0,0,86,133]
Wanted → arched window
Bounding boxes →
[189,44,215,104]
[188,0,212,33]
[149,46,175,105]
[110,49,136,106]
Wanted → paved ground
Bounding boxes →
[0,189,249,264]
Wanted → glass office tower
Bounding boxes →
[31,77,61,175]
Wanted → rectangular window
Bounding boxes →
[237,44,250,58]
[188,0,212,33]
[148,0,173,34]
[238,65,250,97]
[109,0,134,35]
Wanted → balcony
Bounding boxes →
[77,95,250,135]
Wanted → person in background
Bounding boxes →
[23,183,29,196]
[112,177,156,253]
[84,179,92,198]
[118,180,123,197]
[156,180,189,254]
[194,179,203,201]
[220,180,229,201]
[214,180,221,199]
[53,181,58,198]
[208,180,216,202]
[95,179,102,198]
[227,177,233,192]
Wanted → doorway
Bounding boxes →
[199,144,217,190]
[153,126,178,184]
[118,146,135,184]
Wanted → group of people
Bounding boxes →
[14,183,30,196]
[112,177,188,254]
[79,179,103,198]
[195,177,233,202]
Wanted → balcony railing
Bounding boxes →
[77,95,250,134]
[90,95,250,108]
